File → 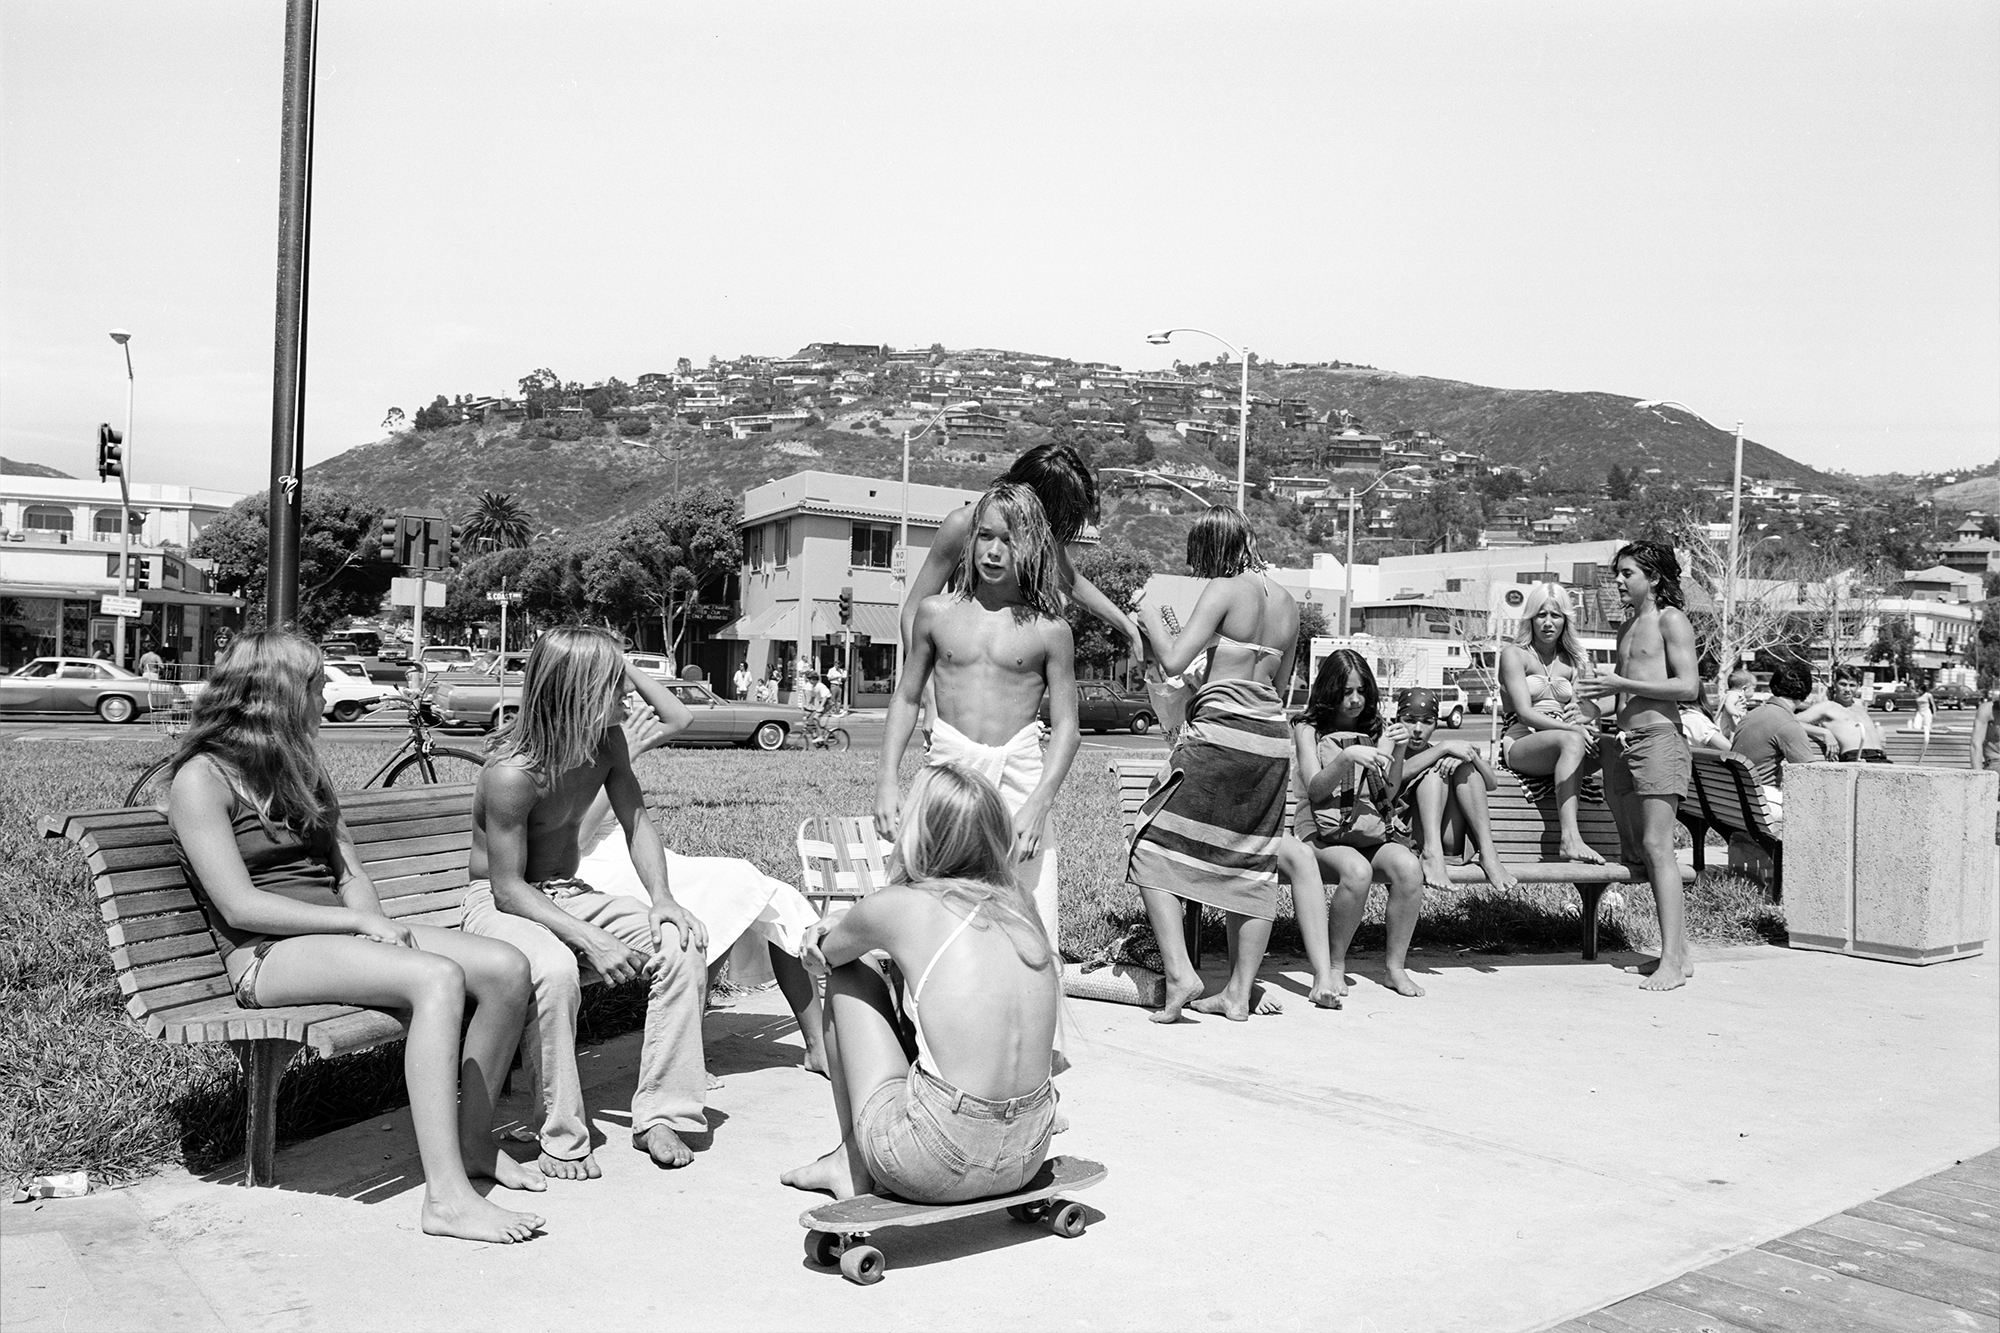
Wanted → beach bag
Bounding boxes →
[1311,747,1396,845]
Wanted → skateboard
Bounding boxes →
[799,1154,1107,1286]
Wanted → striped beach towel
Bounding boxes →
[1125,677,1293,922]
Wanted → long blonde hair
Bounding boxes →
[890,764,1053,969]
[492,626,625,776]
[950,483,1065,620]
[1515,581,1587,668]
[170,629,339,837]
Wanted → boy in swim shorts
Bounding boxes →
[1579,540,1699,992]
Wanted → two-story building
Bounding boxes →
[1,474,246,670]
[717,471,983,702]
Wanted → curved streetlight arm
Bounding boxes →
[1145,327,1250,511]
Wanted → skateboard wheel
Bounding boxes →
[1006,1203,1047,1223]
[805,1230,842,1267]
[1047,1202,1086,1238]
[839,1244,885,1286]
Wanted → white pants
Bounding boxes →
[925,718,1061,951]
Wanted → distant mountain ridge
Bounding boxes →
[1,456,74,479]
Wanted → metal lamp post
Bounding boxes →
[1634,398,1745,660]
[1340,466,1424,636]
[1097,467,1214,507]
[108,330,135,665]
[1145,328,1250,511]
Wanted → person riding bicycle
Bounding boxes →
[802,670,832,722]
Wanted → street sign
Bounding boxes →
[100,595,143,618]
[891,544,908,577]
[390,577,448,608]
[486,590,524,604]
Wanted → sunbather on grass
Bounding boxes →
[782,764,1060,1204]
[168,630,543,1244]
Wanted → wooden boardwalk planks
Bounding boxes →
[1553,1149,2000,1333]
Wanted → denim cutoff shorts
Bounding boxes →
[856,1062,1057,1204]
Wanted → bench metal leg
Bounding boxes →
[1181,899,1202,970]
[232,1038,303,1187]
[1578,885,1607,962]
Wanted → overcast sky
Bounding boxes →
[4,1,1996,496]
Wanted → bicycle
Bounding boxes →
[799,710,852,752]
[123,686,487,807]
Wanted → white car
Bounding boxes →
[625,652,676,680]
[322,660,389,723]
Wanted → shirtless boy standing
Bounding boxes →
[877,483,1080,950]
[463,627,712,1178]
[1578,540,1700,992]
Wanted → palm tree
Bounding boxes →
[461,491,534,552]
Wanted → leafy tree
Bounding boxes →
[593,485,741,653]
[584,389,614,420]
[517,367,563,420]
[1868,614,1916,679]
[1605,464,1631,501]
[1395,485,1480,553]
[1066,539,1152,679]
[1977,598,2000,688]
[1295,598,1328,673]
[460,491,535,552]
[189,488,393,638]
[413,394,453,430]
[381,407,406,432]
[427,546,535,640]
[1130,434,1156,465]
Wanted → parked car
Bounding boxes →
[1870,681,1921,712]
[403,644,480,686]
[322,660,391,723]
[1931,683,1978,710]
[1455,670,1496,715]
[658,680,803,751]
[428,655,529,732]
[1388,685,1467,731]
[318,639,364,661]
[1036,681,1157,735]
[625,652,676,680]
[0,657,171,723]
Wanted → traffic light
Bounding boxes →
[399,515,425,567]
[378,514,401,564]
[838,586,853,625]
[97,424,123,480]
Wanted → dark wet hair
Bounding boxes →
[1186,506,1262,579]
[998,443,1096,542]
[1614,539,1685,611]
[1769,660,1813,702]
[1303,648,1381,737]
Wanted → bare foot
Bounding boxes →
[1149,975,1205,1024]
[781,1146,871,1201]
[1308,973,1344,1010]
[705,1069,725,1091]
[1477,850,1520,893]
[1384,964,1427,998]
[1560,836,1606,866]
[635,1125,694,1169]
[1419,848,1453,894]
[1628,955,1694,986]
[535,1151,600,1181]
[1250,984,1282,1015]
[1190,993,1248,1022]
[420,1192,545,1244]
[466,1144,547,1193]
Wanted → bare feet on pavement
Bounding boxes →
[780,1146,871,1201]
[1477,850,1520,893]
[466,1144,547,1192]
[421,1193,545,1244]
[636,1125,694,1169]
[1384,963,1427,997]
[1150,976,1205,1024]
[536,1151,601,1181]
[1629,955,1693,990]
[1308,969,1345,1009]
[1190,983,1283,1022]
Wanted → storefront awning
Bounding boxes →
[710,604,795,642]
[813,600,899,642]
[0,582,243,608]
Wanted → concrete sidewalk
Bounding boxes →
[6,938,1995,1332]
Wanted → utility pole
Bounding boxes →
[266,0,318,629]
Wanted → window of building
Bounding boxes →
[744,525,763,571]
[22,506,74,533]
[93,508,144,539]
[851,521,895,569]
[773,520,789,569]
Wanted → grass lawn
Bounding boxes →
[1,736,1782,1185]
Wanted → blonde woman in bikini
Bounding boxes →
[1497,582,1605,864]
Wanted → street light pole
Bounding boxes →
[109,330,135,665]
[1634,398,1747,664]
[1337,466,1422,636]
[1145,328,1249,511]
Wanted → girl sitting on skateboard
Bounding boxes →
[781,764,1060,1204]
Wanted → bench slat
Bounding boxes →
[94,864,198,898]
[361,850,469,883]
[101,888,199,921]
[348,814,471,845]
[126,971,234,1014]
[121,954,226,996]
[373,866,470,901]
[105,911,211,948]
[112,931,218,971]
[347,831,472,864]
[380,887,470,922]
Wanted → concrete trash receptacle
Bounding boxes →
[1784,763,1997,964]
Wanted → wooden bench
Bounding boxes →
[1682,748,1785,897]
[1877,727,1974,768]
[1115,755,1693,962]
[43,784,563,1187]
